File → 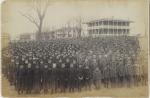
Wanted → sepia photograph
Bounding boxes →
[1,0,149,97]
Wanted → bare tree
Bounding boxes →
[66,21,72,38]
[75,16,83,38]
[20,0,50,40]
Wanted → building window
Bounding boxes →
[103,21,107,25]
[123,29,126,34]
[99,21,102,25]
[118,22,121,26]
[123,22,125,26]
[109,29,113,34]
[127,29,129,34]
[109,21,113,25]
[104,29,108,34]
[96,22,99,26]
[126,22,129,26]
[99,29,101,34]
[118,29,121,34]
[96,29,98,34]
[106,21,108,25]
[114,21,117,26]
[114,29,117,33]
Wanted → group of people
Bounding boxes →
[2,36,146,94]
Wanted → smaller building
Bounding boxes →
[54,27,79,38]
[19,27,80,41]
[19,33,31,41]
[19,33,36,41]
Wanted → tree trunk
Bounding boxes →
[37,19,43,41]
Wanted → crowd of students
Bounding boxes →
[2,36,146,94]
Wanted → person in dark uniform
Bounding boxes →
[43,65,49,93]
[68,63,76,92]
[47,59,52,91]
[39,60,44,90]
[117,59,124,87]
[56,58,62,92]
[26,63,34,94]
[93,67,102,89]
[64,62,69,92]
[9,59,15,86]
[51,63,57,94]
[34,65,41,93]
[77,64,84,92]
[83,64,92,91]
[103,65,110,88]
[60,63,66,93]
[16,65,24,94]
[14,61,20,91]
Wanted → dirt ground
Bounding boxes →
[2,76,148,98]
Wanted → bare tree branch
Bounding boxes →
[19,11,39,28]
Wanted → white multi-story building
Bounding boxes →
[85,18,133,37]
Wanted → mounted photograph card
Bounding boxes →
[1,0,149,97]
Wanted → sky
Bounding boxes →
[2,0,148,40]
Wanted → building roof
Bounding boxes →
[53,27,80,32]
[85,18,133,24]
